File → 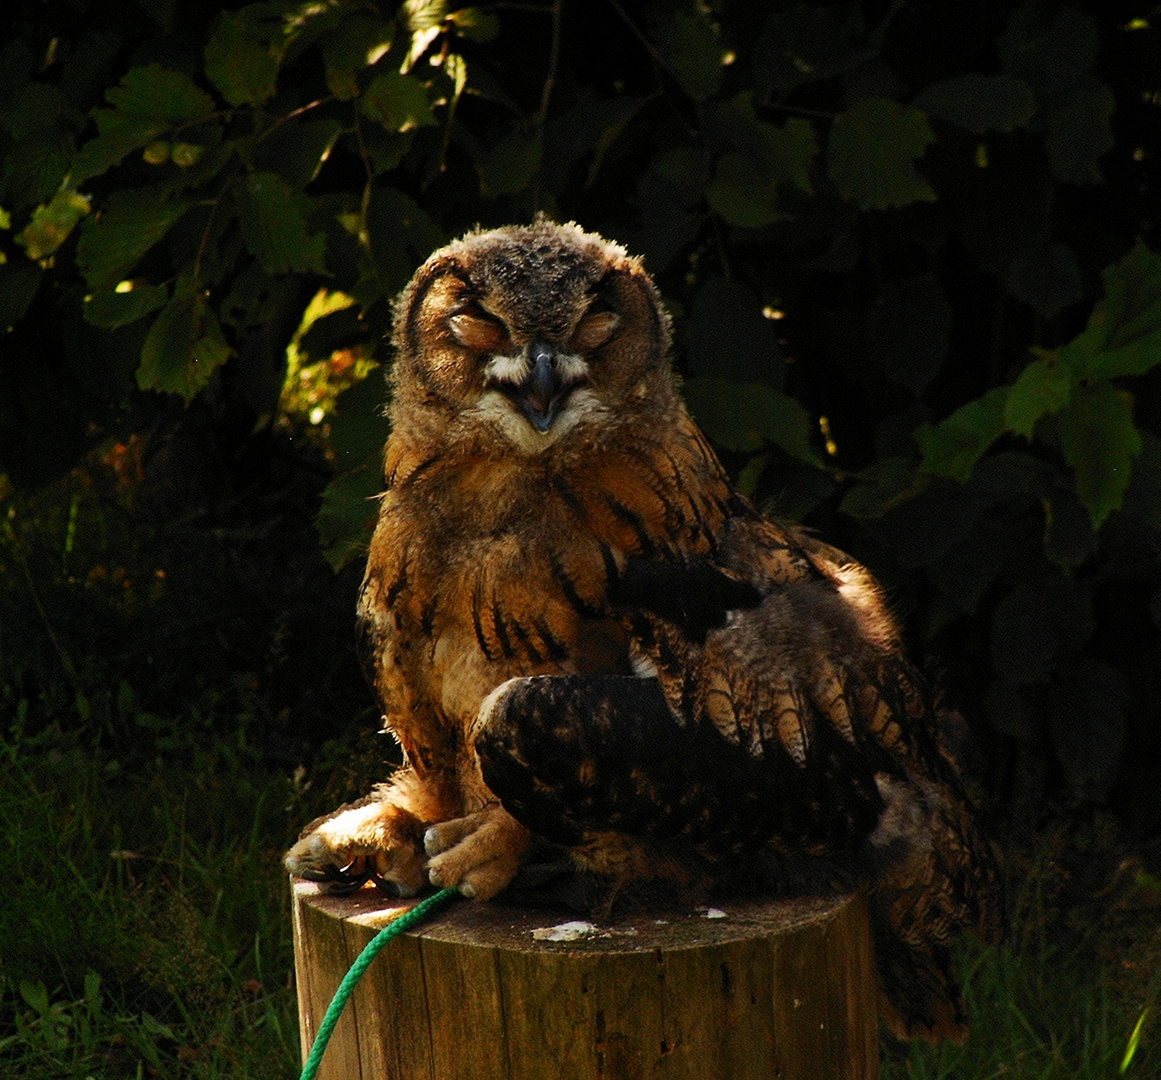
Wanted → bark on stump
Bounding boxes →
[291,878,880,1080]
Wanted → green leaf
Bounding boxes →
[73,64,217,182]
[360,69,437,133]
[1121,431,1161,531]
[138,277,233,400]
[83,284,169,330]
[322,14,396,99]
[253,117,345,189]
[838,457,922,519]
[1043,77,1114,186]
[913,73,1036,133]
[1057,383,1142,529]
[317,371,392,568]
[644,5,724,102]
[76,190,189,289]
[317,464,383,570]
[916,385,1010,481]
[707,94,817,192]
[236,172,326,274]
[448,7,500,43]
[1066,240,1161,379]
[205,10,280,106]
[706,153,782,227]
[1004,350,1073,438]
[364,185,445,297]
[827,98,936,210]
[106,63,216,123]
[682,378,823,467]
[14,189,90,259]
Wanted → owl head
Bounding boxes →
[389,219,677,455]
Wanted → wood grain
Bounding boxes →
[292,879,880,1079]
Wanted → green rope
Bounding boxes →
[299,887,460,1080]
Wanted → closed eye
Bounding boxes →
[571,308,620,352]
[448,303,509,353]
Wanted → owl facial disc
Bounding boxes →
[487,341,588,433]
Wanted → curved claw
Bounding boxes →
[369,868,420,898]
[305,858,371,895]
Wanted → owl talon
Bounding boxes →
[422,805,531,901]
[283,798,428,898]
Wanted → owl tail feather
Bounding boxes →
[867,904,969,1043]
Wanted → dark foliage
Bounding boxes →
[2,0,1160,837]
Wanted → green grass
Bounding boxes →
[0,729,306,1079]
[2,720,1157,1079]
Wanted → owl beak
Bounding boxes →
[515,343,570,433]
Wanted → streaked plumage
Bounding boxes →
[285,220,1002,1041]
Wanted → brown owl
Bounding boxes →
[284,219,1003,1041]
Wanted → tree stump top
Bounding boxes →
[299,878,856,952]
[292,879,880,1080]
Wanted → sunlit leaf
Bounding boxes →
[138,276,233,400]
[236,171,326,274]
[1004,350,1073,438]
[83,283,169,330]
[14,189,90,259]
[449,7,499,43]
[360,69,437,132]
[72,64,216,182]
[322,13,397,99]
[1057,383,1142,528]
[827,98,936,209]
[915,386,1009,481]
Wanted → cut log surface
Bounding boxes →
[292,878,880,1080]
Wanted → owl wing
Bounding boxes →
[476,507,1003,1040]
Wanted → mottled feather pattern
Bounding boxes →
[285,220,1003,1042]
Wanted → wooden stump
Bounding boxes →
[291,879,880,1080]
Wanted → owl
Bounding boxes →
[285,219,1003,1041]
